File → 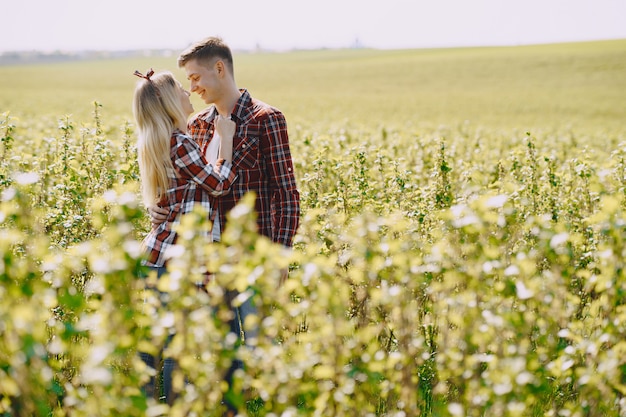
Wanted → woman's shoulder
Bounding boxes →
[171,130,202,158]
[171,129,194,144]
[172,129,189,138]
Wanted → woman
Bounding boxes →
[133,69,237,269]
[132,69,237,404]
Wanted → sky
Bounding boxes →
[2,0,626,53]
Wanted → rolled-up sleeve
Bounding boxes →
[263,112,300,247]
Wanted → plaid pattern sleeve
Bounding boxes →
[260,110,301,247]
[172,134,237,196]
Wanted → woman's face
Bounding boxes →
[178,83,194,116]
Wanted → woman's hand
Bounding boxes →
[214,114,236,143]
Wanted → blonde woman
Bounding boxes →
[133,69,237,269]
[132,69,237,404]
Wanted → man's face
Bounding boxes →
[184,58,220,104]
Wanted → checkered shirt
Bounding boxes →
[188,89,300,247]
[142,130,237,267]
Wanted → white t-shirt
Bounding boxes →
[206,132,221,242]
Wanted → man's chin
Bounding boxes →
[198,94,211,105]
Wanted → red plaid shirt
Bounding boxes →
[189,89,300,247]
[142,130,237,267]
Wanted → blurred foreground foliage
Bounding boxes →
[1,107,626,417]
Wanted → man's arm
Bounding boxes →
[262,111,300,247]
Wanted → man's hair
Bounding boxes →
[178,36,234,75]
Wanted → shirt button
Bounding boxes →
[242,144,246,148]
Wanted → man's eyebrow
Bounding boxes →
[186,72,198,80]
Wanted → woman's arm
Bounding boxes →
[148,120,236,227]
[173,133,237,197]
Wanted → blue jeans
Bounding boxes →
[139,266,257,408]
[223,289,258,412]
[139,266,175,403]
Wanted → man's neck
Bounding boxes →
[215,86,242,117]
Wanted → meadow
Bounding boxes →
[1,39,626,416]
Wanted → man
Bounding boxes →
[148,36,300,414]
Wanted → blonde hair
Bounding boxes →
[132,71,188,207]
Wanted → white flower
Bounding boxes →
[164,244,185,259]
[14,172,39,185]
[448,403,464,416]
[516,281,534,300]
[504,265,519,276]
[485,194,508,208]
[123,240,142,258]
[550,233,568,249]
[1,187,16,201]
[102,190,117,203]
[118,191,138,206]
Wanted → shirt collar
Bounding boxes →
[231,89,253,123]
[198,89,252,124]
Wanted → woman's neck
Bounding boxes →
[176,122,187,133]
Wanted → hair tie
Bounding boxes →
[133,68,160,97]
[133,68,155,81]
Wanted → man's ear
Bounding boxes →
[215,60,225,77]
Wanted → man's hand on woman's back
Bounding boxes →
[148,205,168,228]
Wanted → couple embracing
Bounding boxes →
[132,36,300,413]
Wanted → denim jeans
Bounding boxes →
[139,266,258,408]
[223,289,258,413]
[139,266,175,403]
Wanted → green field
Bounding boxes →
[2,39,625,133]
[1,40,626,416]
